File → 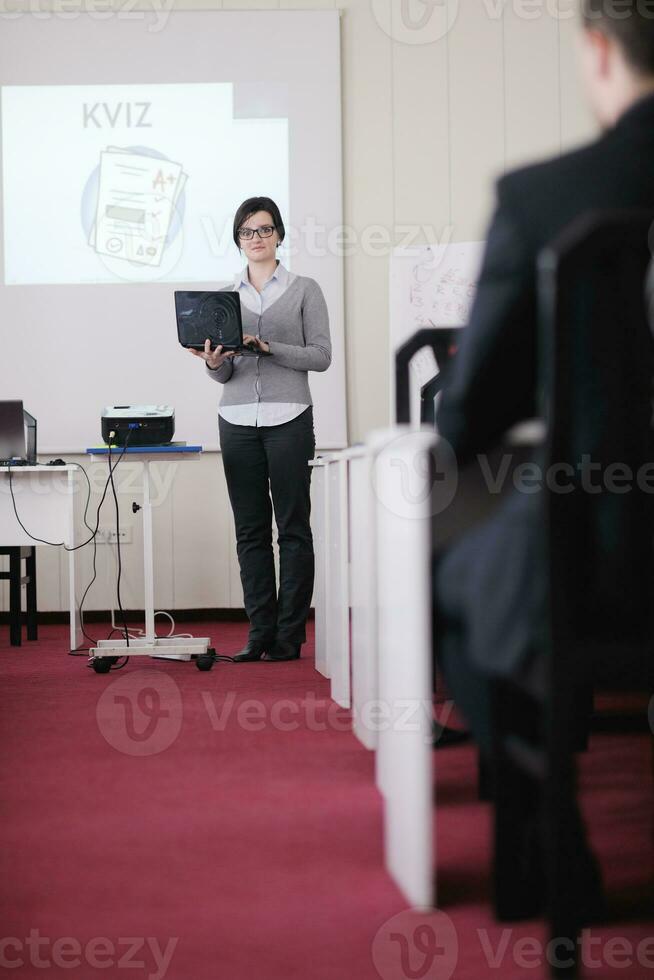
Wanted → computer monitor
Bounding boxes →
[0,401,37,464]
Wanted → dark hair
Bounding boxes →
[232,196,286,250]
[581,0,654,75]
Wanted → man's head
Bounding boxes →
[579,0,654,128]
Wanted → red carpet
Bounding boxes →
[0,621,651,979]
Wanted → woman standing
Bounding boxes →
[190,197,331,661]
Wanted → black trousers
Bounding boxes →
[219,407,316,646]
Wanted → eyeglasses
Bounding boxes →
[238,224,276,241]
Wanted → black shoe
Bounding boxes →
[233,640,273,663]
[265,640,301,661]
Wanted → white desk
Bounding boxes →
[326,451,351,708]
[309,451,351,708]
[313,428,437,908]
[371,426,436,908]
[85,445,214,672]
[311,444,378,742]
[309,456,329,677]
[347,443,378,751]
[0,465,82,651]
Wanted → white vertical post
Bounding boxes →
[318,456,333,678]
[310,460,328,676]
[373,425,436,908]
[142,461,156,643]
[66,468,82,651]
[321,455,333,679]
[349,448,377,749]
[329,455,350,708]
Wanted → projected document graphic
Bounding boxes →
[82,147,189,276]
[2,83,289,285]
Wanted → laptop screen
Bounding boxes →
[0,400,27,463]
[175,291,243,349]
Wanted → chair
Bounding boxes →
[537,210,654,977]
[0,547,38,646]
[430,210,652,976]
[395,326,458,426]
[420,330,460,426]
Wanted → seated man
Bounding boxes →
[434,0,654,915]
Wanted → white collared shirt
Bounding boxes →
[218,261,309,427]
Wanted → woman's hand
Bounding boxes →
[242,334,270,354]
[189,339,236,369]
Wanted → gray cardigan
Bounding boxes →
[206,276,331,406]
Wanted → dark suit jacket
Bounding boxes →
[435,92,654,688]
[438,92,654,459]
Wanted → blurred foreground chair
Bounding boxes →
[536,210,654,977]
[431,210,653,978]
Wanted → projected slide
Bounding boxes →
[1,83,289,285]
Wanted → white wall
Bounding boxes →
[1,0,597,613]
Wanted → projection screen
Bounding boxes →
[0,10,346,450]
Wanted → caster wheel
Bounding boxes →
[196,649,216,672]
[92,657,112,674]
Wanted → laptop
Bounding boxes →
[174,291,273,357]
[0,400,35,465]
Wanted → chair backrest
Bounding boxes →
[538,210,654,680]
[395,327,458,424]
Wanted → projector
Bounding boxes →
[101,405,175,447]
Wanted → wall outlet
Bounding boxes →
[98,528,132,544]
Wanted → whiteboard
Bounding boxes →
[389,241,485,424]
[0,11,346,452]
